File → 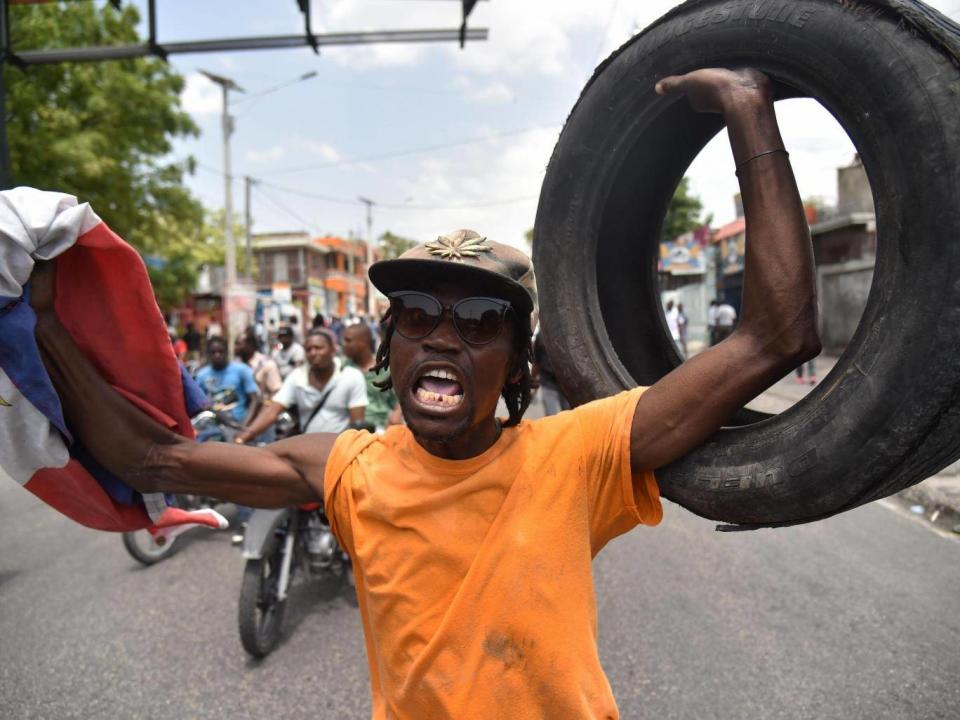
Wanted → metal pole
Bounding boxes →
[244,175,253,282]
[220,82,237,352]
[359,197,375,317]
[221,83,236,291]
[346,233,356,319]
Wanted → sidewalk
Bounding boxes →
[749,354,960,535]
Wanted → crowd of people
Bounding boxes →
[167,314,403,542]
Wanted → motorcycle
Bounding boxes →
[238,501,350,658]
[121,492,222,565]
[121,399,296,566]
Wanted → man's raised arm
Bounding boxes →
[30,263,327,507]
[630,68,821,473]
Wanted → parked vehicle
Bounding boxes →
[238,502,350,658]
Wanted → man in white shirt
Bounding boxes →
[707,300,719,345]
[715,301,738,343]
[665,300,682,356]
[237,327,367,441]
[271,325,306,380]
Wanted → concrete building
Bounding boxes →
[810,156,876,354]
[251,231,371,330]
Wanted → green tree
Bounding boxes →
[662,176,707,240]
[378,230,417,260]
[6,2,207,307]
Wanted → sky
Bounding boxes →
[126,0,960,249]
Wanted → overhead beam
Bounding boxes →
[10,27,489,65]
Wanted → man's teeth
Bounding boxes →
[422,368,459,382]
[416,387,464,405]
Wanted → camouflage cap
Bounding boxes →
[368,229,537,317]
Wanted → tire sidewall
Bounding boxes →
[534,0,960,522]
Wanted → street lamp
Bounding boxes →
[200,68,319,346]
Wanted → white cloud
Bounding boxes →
[688,99,856,226]
[311,0,681,77]
[180,73,222,116]
[302,140,341,162]
[246,145,286,163]
[453,77,514,104]
[386,126,561,248]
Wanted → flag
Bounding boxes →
[0,187,227,535]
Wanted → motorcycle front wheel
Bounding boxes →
[238,547,287,658]
[122,529,178,566]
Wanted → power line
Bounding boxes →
[590,0,620,70]
[253,185,328,234]
[256,178,538,211]
[260,124,558,176]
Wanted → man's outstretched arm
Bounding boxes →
[631,68,821,473]
[31,263,328,507]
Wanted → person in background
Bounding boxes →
[342,322,401,431]
[272,325,305,380]
[205,320,223,341]
[329,315,344,344]
[796,359,817,385]
[235,328,282,440]
[714,300,738,343]
[237,327,368,441]
[182,322,201,354]
[171,332,188,364]
[195,336,259,427]
[665,299,683,358]
[677,302,689,357]
[366,314,381,347]
[707,299,719,346]
[312,312,325,329]
[531,330,571,416]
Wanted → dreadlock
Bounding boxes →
[372,308,535,427]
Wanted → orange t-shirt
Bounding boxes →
[324,387,661,719]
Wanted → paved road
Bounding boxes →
[3,401,959,720]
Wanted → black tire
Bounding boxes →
[534,0,960,525]
[122,530,178,565]
[238,548,287,658]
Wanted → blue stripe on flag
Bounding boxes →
[0,286,70,440]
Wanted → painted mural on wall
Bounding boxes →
[659,230,707,276]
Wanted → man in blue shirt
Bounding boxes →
[195,335,261,543]
[195,336,259,427]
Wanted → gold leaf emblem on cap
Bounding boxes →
[425,232,492,261]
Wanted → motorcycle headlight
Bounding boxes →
[191,410,218,432]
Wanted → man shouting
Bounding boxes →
[31,68,818,719]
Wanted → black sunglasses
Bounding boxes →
[388,291,512,346]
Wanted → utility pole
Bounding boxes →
[199,70,244,350]
[244,175,255,282]
[346,230,356,319]
[358,196,375,317]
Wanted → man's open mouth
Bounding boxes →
[413,367,464,408]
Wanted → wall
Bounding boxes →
[818,259,874,355]
[837,161,875,215]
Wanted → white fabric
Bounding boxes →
[272,341,306,380]
[0,187,100,298]
[665,306,681,341]
[707,305,719,328]
[716,303,737,327]
[0,368,69,487]
[272,364,368,434]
